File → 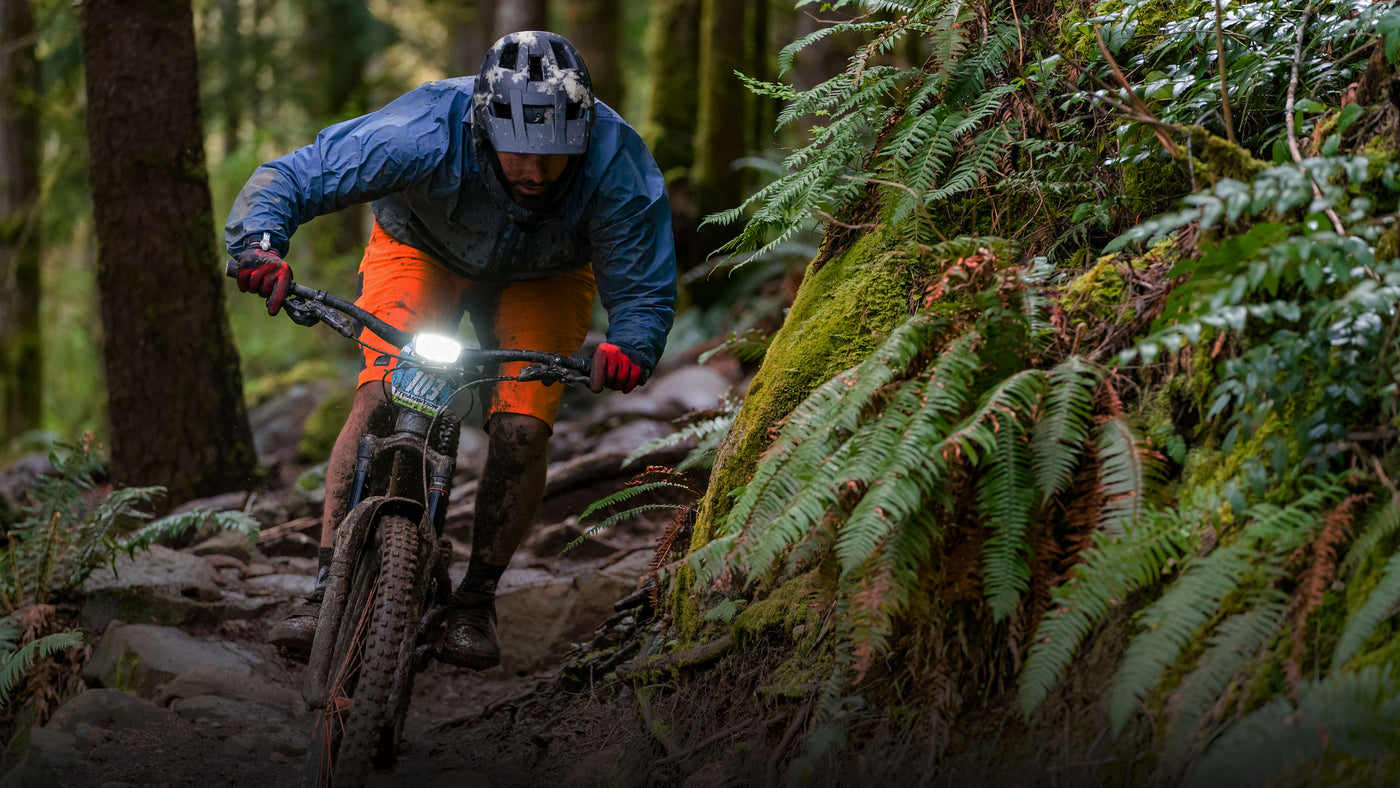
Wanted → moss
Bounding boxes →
[676,225,925,636]
[1122,151,1190,213]
[243,359,339,408]
[1062,255,1127,321]
[297,386,354,463]
[731,571,821,646]
[690,225,925,551]
[1181,126,1269,188]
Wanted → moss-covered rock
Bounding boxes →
[689,225,927,553]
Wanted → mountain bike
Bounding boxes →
[225,262,591,788]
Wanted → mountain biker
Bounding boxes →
[225,31,676,670]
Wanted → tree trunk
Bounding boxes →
[0,0,42,445]
[438,0,496,76]
[82,0,256,506]
[644,0,701,176]
[561,0,624,110]
[493,0,547,41]
[693,0,750,255]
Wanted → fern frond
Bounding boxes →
[122,508,258,551]
[725,314,944,537]
[0,628,84,705]
[1097,417,1154,537]
[977,416,1037,621]
[1019,509,1193,717]
[1341,495,1400,574]
[1031,356,1101,506]
[1164,593,1288,762]
[578,481,697,521]
[1187,664,1400,788]
[562,503,691,555]
[1109,543,1255,733]
[1333,550,1400,669]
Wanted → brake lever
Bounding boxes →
[516,363,591,387]
[283,296,360,338]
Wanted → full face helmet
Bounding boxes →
[472,32,594,220]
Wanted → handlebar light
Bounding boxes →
[409,333,464,366]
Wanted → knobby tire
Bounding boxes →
[302,515,420,788]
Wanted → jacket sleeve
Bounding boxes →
[225,85,451,256]
[586,127,678,374]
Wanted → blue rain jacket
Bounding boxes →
[225,78,676,371]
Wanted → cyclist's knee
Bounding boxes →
[487,413,550,456]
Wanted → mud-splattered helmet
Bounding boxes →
[473,31,594,156]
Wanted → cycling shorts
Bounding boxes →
[354,220,596,429]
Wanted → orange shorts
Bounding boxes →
[354,220,596,428]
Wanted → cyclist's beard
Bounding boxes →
[507,180,557,211]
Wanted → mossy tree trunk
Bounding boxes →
[82,0,257,506]
[690,226,923,551]
[562,0,625,112]
[0,0,41,445]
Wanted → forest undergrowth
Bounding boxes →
[590,0,1400,785]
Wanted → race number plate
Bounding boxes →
[391,366,456,415]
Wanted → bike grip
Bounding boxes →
[224,258,239,279]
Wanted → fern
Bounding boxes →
[1020,509,1192,717]
[1097,417,1154,538]
[0,620,84,706]
[1163,593,1288,763]
[976,411,1037,621]
[1187,664,1400,788]
[1030,356,1100,506]
[1109,542,1257,733]
[1341,495,1400,575]
[1333,551,1400,670]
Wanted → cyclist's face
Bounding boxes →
[497,153,569,205]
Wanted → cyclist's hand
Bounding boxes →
[236,246,293,316]
[590,343,647,394]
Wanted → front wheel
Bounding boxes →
[302,515,420,788]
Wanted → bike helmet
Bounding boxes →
[473,31,594,156]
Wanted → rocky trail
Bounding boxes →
[1,358,739,788]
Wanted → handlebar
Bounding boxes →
[225,259,590,378]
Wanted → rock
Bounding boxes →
[190,529,261,564]
[455,425,490,482]
[82,544,216,596]
[157,665,302,715]
[586,366,732,428]
[79,545,245,631]
[82,623,291,701]
[0,745,63,788]
[591,419,677,460]
[44,688,171,733]
[249,378,336,467]
[484,559,645,674]
[243,573,316,596]
[527,519,621,561]
[168,491,250,517]
[200,553,248,573]
[244,562,275,578]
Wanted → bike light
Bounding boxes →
[411,333,463,365]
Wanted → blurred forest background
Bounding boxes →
[0,0,846,457]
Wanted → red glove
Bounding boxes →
[236,245,293,316]
[591,343,646,394]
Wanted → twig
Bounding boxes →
[653,714,786,768]
[1214,0,1236,144]
[616,634,734,680]
[765,697,814,788]
[1284,4,1348,238]
[1093,25,1179,156]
